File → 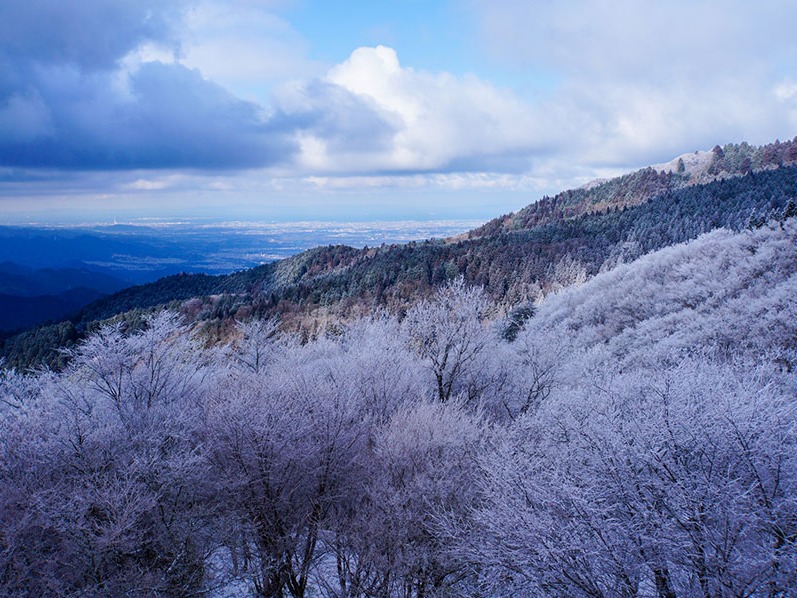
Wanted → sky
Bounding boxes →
[1,0,797,224]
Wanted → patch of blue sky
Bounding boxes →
[273,1,563,100]
[287,1,473,73]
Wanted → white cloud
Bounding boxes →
[124,176,184,191]
[177,0,321,102]
[6,0,797,219]
[281,45,546,174]
[775,80,797,103]
[468,0,797,166]
[304,172,549,192]
[472,0,795,79]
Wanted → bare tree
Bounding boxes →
[332,398,486,598]
[233,317,281,374]
[462,360,797,597]
[402,278,495,403]
[205,340,369,598]
[0,313,214,596]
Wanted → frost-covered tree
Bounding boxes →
[499,300,536,342]
[232,317,281,374]
[402,278,496,403]
[334,315,426,418]
[494,327,565,420]
[0,313,214,596]
[463,360,797,597]
[3,217,797,596]
[205,340,370,598]
[524,219,797,371]
[332,399,486,598]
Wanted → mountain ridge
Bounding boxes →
[472,138,797,238]
[3,137,797,370]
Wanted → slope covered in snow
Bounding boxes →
[529,218,797,371]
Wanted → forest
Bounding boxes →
[2,218,796,597]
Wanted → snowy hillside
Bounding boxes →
[530,219,797,370]
[2,216,796,596]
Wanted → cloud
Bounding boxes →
[178,0,322,101]
[775,81,797,103]
[0,0,295,171]
[3,0,795,207]
[0,61,295,169]
[276,45,547,174]
[469,0,797,166]
[0,0,186,70]
[124,62,295,168]
[0,91,52,143]
[472,0,797,79]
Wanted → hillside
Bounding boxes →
[79,161,797,321]
[2,217,795,597]
[3,139,797,370]
[0,263,129,333]
[527,220,797,370]
[0,288,106,333]
[473,138,797,236]
[74,159,797,320]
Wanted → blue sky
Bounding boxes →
[1,0,797,223]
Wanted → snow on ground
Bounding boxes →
[652,149,713,175]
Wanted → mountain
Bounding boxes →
[0,263,130,333]
[2,201,795,597]
[0,227,187,282]
[2,138,797,370]
[77,148,797,323]
[525,219,797,370]
[2,141,797,597]
[0,288,107,333]
[472,138,797,237]
[0,262,127,297]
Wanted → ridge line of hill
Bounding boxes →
[3,137,797,370]
[471,138,797,238]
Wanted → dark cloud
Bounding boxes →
[276,80,398,153]
[0,0,296,171]
[124,62,297,168]
[0,0,186,70]
[0,62,296,169]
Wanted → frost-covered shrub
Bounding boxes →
[464,359,797,597]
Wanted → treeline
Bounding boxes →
[2,221,796,596]
[244,164,797,318]
[71,162,797,319]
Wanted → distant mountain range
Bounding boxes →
[0,262,129,333]
[0,262,127,297]
[2,137,796,370]
[0,226,203,333]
